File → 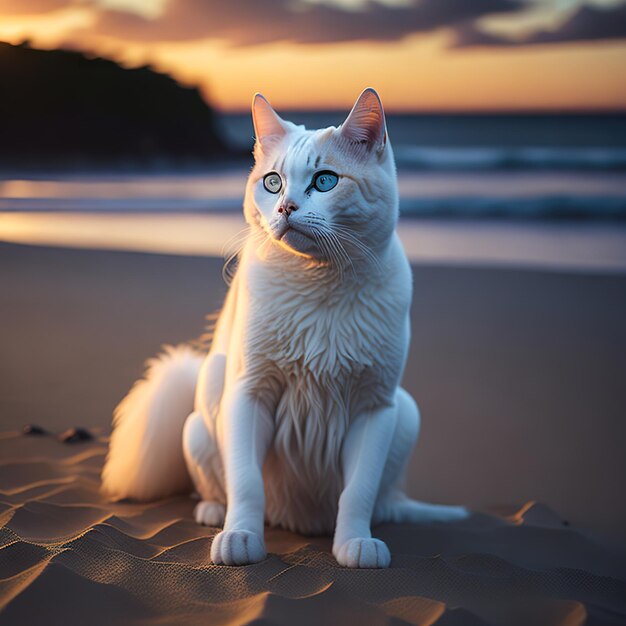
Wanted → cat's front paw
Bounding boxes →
[210,530,266,566]
[334,537,391,569]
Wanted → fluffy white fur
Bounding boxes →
[102,344,201,501]
[102,88,467,568]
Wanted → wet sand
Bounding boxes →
[1,241,625,624]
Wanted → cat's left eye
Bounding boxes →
[313,171,338,193]
[263,172,282,194]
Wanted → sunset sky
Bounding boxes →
[0,0,625,111]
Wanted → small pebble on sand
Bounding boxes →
[23,424,48,436]
[59,427,93,443]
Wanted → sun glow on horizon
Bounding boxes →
[0,2,625,112]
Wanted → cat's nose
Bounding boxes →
[278,201,298,217]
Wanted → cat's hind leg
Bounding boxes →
[183,351,228,526]
[182,411,226,527]
[373,387,468,525]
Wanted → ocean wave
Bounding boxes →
[394,147,626,171]
[399,196,626,219]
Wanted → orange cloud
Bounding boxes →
[0,0,67,15]
[0,2,625,112]
[89,0,524,45]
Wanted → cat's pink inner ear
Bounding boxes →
[340,88,387,149]
[252,94,287,147]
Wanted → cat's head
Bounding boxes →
[243,88,398,269]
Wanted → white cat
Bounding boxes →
[102,88,467,568]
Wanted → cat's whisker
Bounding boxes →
[221,226,254,285]
[310,221,352,269]
[310,229,339,279]
[333,227,383,274]
[326,230,357,280]
[339,235,380,270]
[302,216,382,275]
[256,230,273,257]
[310,228,342,279]
[310,225,355,281]
[221,225,251,258]
[223,228,273,284]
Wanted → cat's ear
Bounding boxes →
[252,93,288,152]
[340,88,387,151]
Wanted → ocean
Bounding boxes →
[1,113,625,271]
[2,113,626,219]
[221,112,626,219]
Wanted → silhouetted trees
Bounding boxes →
[0,42,230,166]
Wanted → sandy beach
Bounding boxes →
[2,430,626,626]
[1,241,626,624]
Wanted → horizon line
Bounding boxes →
[216,106,626,116]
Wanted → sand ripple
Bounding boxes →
[1,432,625,625]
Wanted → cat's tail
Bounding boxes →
[101,344,204,501]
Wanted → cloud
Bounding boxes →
[455,2,626,47]
[0,0,70,15]
[90,0,524,45]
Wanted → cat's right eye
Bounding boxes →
[263,172,282,194]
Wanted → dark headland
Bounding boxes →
[0,41,236,168]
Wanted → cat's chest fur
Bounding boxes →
[245,260,401,387]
